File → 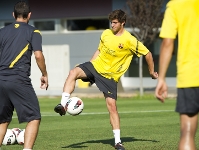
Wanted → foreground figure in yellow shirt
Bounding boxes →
[155,0,199,149]
[55,9,158,150]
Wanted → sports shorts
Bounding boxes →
[77,62,117,100]
[0,80,41,123]
[176,87,199,114]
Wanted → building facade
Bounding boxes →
[0,0,176,88]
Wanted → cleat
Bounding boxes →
[54,104,66,116]
[114,142,125,150]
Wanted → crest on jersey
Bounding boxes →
[118,43,123,49]
[14,24,20,28]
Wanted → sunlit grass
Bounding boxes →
[2,96,199,150]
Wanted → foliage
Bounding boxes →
[126,0,164,45]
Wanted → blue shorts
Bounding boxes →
[0,80,41,123]
[78,62,117,100]
[176,87,199,114]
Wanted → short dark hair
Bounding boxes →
[14,1,30,19]
[108,9,126,25]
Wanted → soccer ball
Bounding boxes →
[11,128,21,144]
[2,129,16,145]
[66,97,84,116]
[16,129,25,145]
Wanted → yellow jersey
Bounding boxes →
[91,29,149,82]
[160,0,199,87]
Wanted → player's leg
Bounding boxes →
[63,66,87,94]
[104,94,125,150]
[0,122,9,146]
[24,119,40,149]
[178,113,198,150]
[176,87,199,150]
[8,82,41,149]
[104,94,120,129]
[0,80,13,146]
[54,65,88,116]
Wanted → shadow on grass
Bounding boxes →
[62,137,159,148]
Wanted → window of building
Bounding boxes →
[66,18,109,31]
[34,20,55,31]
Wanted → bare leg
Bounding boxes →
[0,122,9,146]
[104,94,122,145]
[178,113,198,150]
[63,67,87,93]
[104,95,120,130]
[23,120,40,149]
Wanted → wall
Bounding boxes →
[31,45,70,96]
[42,31,102,69]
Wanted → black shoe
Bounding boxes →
[114,142,125,150]
[54,104,66,116]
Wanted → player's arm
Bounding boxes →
[34,51,48,90]
[144,51,158,79]
[34,51,47,77]
[32,30,48,90]
[155,38,174,102]
[90,49,100,61]
[158,38,174,80]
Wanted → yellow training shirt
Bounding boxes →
[160,0,199,88]
[91,29,149,82]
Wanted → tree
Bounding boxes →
[125,0,164,96]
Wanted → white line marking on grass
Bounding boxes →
[12,110,174,118]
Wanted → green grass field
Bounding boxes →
[2,95,199,150]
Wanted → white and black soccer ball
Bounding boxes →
[16,129,25,145]
[11,128,21,144]
[2,129,16,145]
[66,97,84,116]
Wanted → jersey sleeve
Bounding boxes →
[129,36,149,57]
[159,3,178,39]
[31,30,42,51]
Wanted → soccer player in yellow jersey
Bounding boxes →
[155,0,199,149]
[55,9,158,150]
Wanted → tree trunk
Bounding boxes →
[139,55,143,96]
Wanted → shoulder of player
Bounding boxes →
[22,24,41,35]
[33,29,41,35]
[102,29,112,34]
[166,0,183,8]
[123,30,137,41]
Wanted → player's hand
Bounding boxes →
[40,76,48,90]
[150,71,158,79]
[155,79,167,103]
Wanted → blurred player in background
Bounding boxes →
[155,0,199,149]
[0,1,48,150]
[54,9,158,150]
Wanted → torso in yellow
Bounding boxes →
[160,0,199,87]
[91,29,149,82]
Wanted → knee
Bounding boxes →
[68,69,78,79]
[106,99,117,112]
[181,124,196,137]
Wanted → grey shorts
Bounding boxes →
[176,87,199,114]
[0,80,41,123]
[78,62,117,100]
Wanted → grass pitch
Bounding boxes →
[2,95,199,150]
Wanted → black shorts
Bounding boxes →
[176,87,199,114]
[0,80,41,123]
[78,62,117,100]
